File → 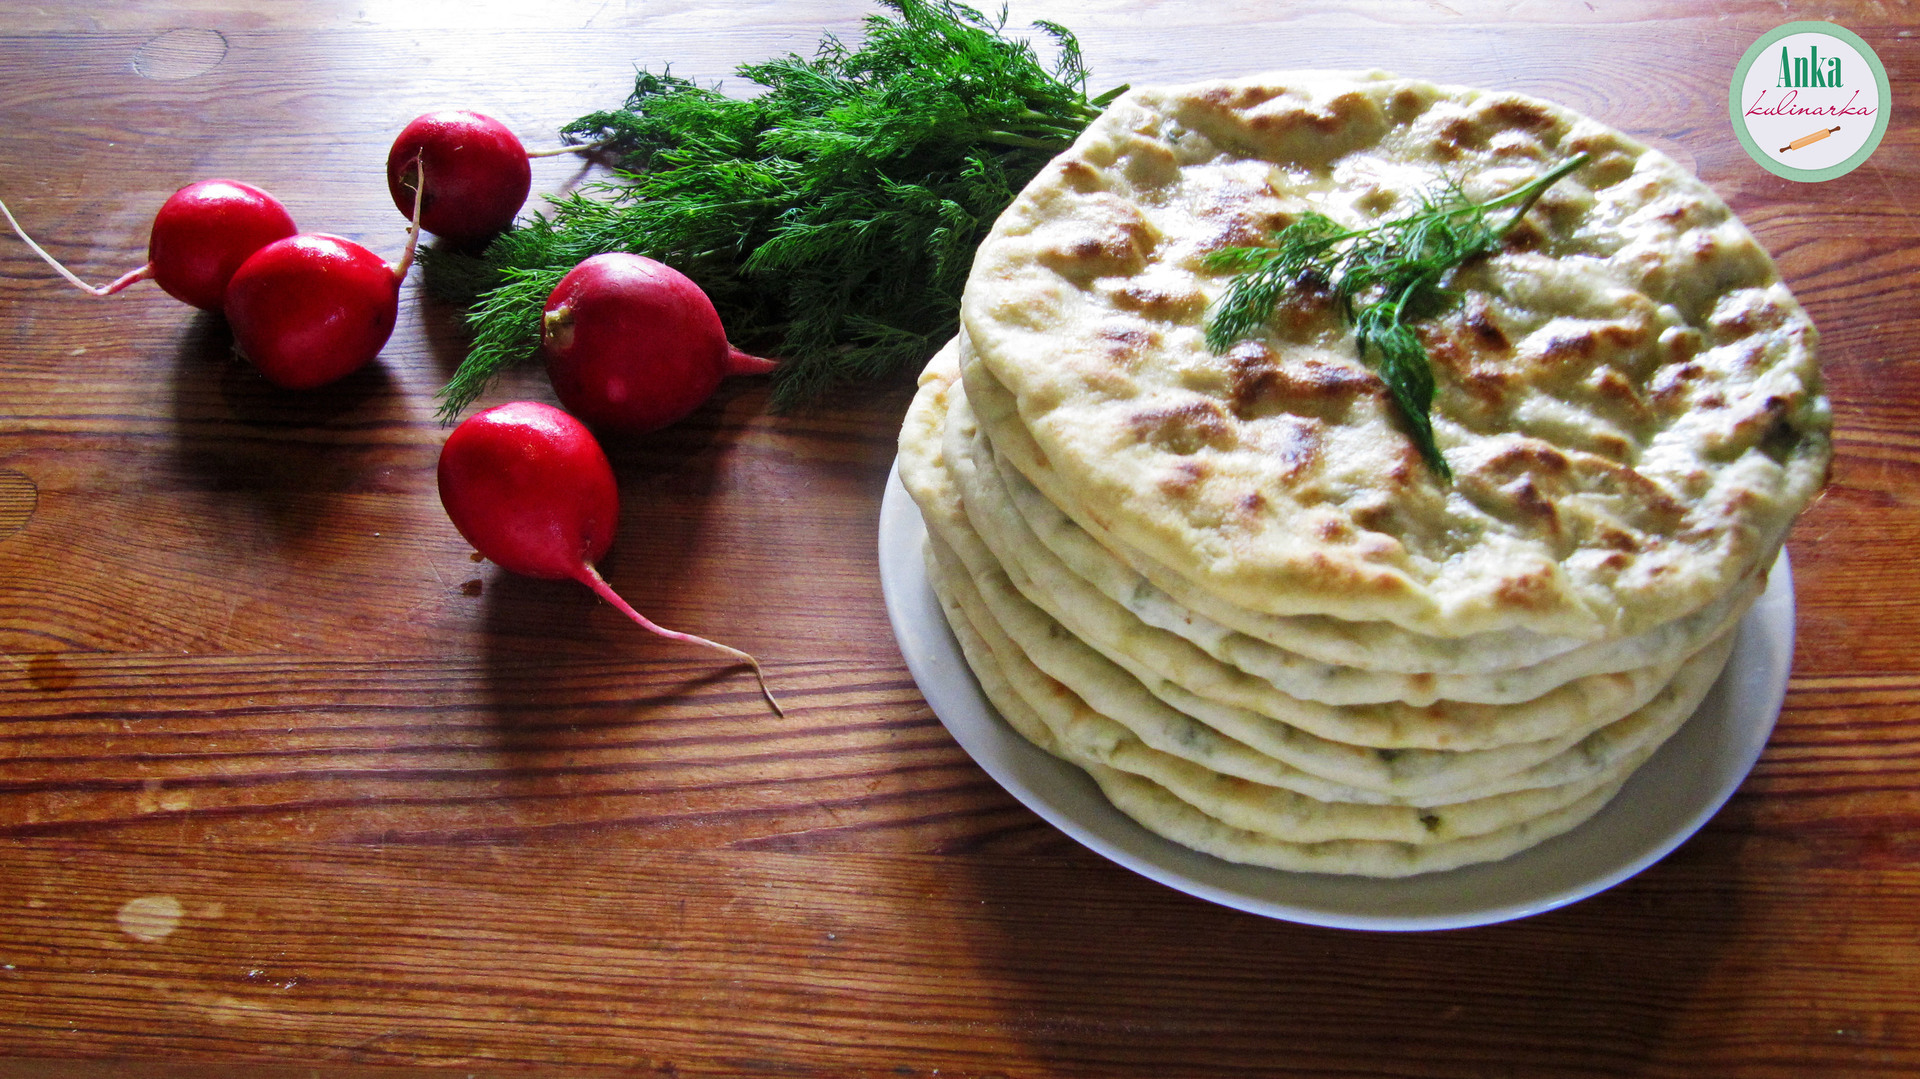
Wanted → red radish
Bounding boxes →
[223,172,425,390]
[0,179,296,310]
[223,235,404,390]
[437,400,781,714]
[542,253,778,435]
[386,110,532,243]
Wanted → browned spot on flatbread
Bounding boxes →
[1534,315,1656,369]
[1710,292,1791,338]
[1265,415,1323,480]
[1463,300,1510,352]
[1727,340,1770,378]
[1108,282,1205,319]
[1425,299,1516,396]
[1501,218,1546,252]
[1197,83,1288,111]
[1158,459,1208,498]
[1597,526,1642,552]
[1592,368,1637,401]
[1436,115,1481,151]
[1653,195,1714,228]
[1649,361,1706,404]
[1225,343,1283,416]
[1562,138,1636,187]
[1383,445,1421,488]
[1248,90,1374,138]
[1723,392,1799,451]
[1478,439,1688,537]
[1186,175,1295,254]
[1036,193,1158,280]
[1489,130,1547,160]
[1456,366,1518,406]
[1507,477,1561,531]
[1481,440,1574,480]
[1484,97,1557,132]
[1121,138,1183,188]
[1225,341,1380,420]
[1097,323,1155,361]
[1725,486,1765,515]
[1387,86,1431,122]
[1302,548,1408,599]
[1589,432,1633,461]
[1586,369,1650,427]
[1129,399,1233,455]
[1354,186,1399,216]
[1493,565,1560,611]
[1351,500,1397,534]
[1056,158,1105,193]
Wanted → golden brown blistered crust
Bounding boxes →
[1032,192,1160,281]
[961,72,1829,639]
[1226,341,1383,422]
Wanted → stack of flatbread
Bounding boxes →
[897,72,1830,877]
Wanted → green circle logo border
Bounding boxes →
[1730,21,1890,182]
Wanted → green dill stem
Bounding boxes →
[1290,151,1591,257]
[1486,152,1592,233]
[1389,280,1415,324]
[1012,108,1071,126]
[984,130,1073,149]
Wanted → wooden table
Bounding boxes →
[0,2,1913,1075]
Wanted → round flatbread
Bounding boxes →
[960,71,1829,640]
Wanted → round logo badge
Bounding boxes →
[1730,21,1890,181]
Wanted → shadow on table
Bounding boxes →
[465,389,774,825]
[166,308,400,550]
[955,802,1758,1077]
[411,267,484,381]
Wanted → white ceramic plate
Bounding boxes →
[878,463,1794,931]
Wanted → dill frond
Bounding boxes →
[425,0,1119,421]
[1202,153,1591,480]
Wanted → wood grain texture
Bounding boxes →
[0,1,1916,1075]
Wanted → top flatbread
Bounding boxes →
[960,71,1829,641]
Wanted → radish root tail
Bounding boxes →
[391,158,424,281]
[723,345,779,377]
[0,194,151,297]
[99,264,155,295]
[577,562,784,717]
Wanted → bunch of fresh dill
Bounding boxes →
[1204,153,1591,481]
[425,0,1124,420]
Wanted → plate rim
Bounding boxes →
[878,459,1794,931]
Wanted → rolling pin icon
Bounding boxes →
[1781,126,1840,152]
